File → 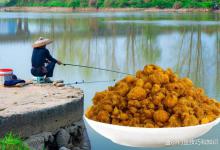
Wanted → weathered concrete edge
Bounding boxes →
[0,96,84,138]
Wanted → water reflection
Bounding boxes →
[0,12,220,150]
[0,12,220,104]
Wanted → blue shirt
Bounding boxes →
[31,47,57,68]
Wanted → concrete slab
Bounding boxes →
[0,84,84,138]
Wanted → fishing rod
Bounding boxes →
[63,63,132,75]
[65,79,116,85]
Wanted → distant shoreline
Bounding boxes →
[0,6,220,13]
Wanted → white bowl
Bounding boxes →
[84,115,220,147]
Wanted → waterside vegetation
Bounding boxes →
[4,0,220,9]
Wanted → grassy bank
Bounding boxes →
[5,0,220,9]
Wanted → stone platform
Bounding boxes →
[0,84,90,150]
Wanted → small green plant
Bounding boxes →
[0,133,30,150]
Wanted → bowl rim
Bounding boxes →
[84,115,220,130]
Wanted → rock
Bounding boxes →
[56,129,70,148]
[72,147,81,150]
[53,80,64,86]
[80,143,90,150]
[25,132,53,150]
[48,134,55,143]
[42,132,53,142]
[59,146,70,150]
[67,126,78,136]
[68,125,84,146]
[56,83,65,87]
[68,125,83,139]
[24,120,90,150]
[25,135,44,150]
[81,146,89,150]
[44,134,55,150]
[77,126,83,138]
[52,80,65,87]
[53,80,64,84]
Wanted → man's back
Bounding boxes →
[31,47,56,68]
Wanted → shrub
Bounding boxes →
[68,0,80,7]
[152,0,175,8]
[46,0,67,7]
[129,0,146,8]
[115,0,129,8]
[197,2,213,8]
[80,0,89,7]
[173,1,182,9]
[5,0,217,8]
[188,1,212,8]
[104,0,115,7]
[5,0,16,6]
[96,0,105,7]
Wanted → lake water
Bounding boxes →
[0,12,220,150]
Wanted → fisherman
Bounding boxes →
[31,37,62,83]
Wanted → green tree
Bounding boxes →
[104,0,115,7]
[89,0,96,6]
[70,0,80,7]
[6,0,220,8]
[96,0,104,7]
[152,0,175,8]
[115,0,129,7]
[80,0,88,7]
[129,0,145,7]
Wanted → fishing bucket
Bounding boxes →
[0,69,13,85]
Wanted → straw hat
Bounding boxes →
[32,37,53,48]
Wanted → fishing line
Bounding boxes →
[63,64,133,75]
[65,79,116,85]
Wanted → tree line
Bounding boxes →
[6,0,220,9]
